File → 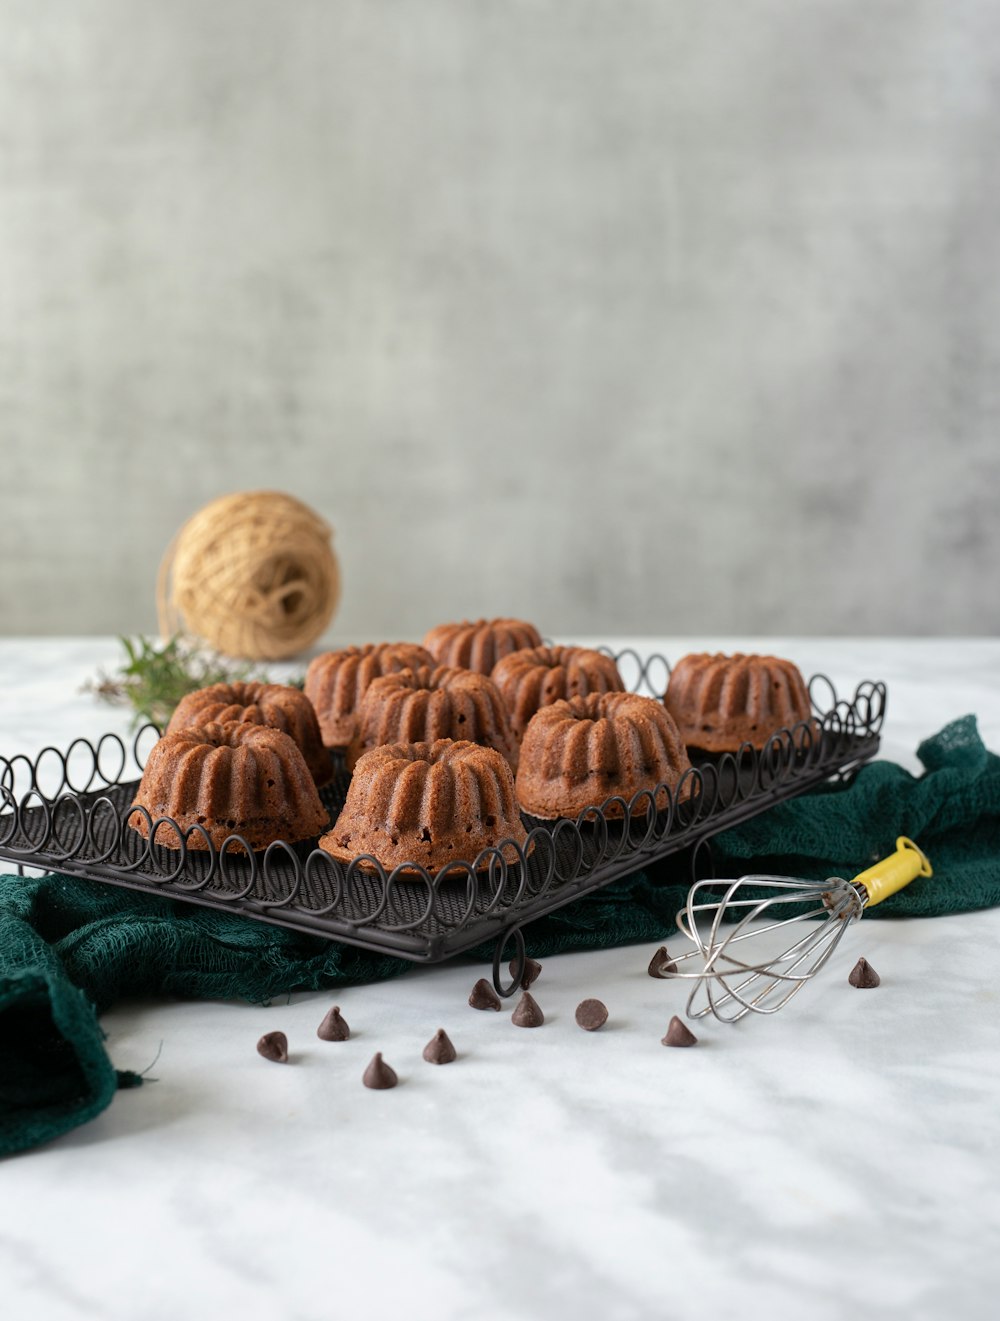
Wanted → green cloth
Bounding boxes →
[2,715,999,1157]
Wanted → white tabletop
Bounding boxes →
[2,637,999,1321]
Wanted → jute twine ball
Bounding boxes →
[157,491,340,660]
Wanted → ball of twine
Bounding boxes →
[157,491,341,660]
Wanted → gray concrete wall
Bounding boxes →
[2,0,998,643]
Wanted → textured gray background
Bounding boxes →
[2,0,998,642]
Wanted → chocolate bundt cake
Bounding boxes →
[516,692,692,820]
[422,618,542,675]
[491,645,625,739]
[304,642,433,748]
[349,666,519,771]
[130,721,329,852]
[665,652,813,752]
[320,739,528,874]
[166,681,332,787]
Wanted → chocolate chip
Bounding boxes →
[511,991,544,1027]
[362,1052,398,1089]
[647,946,677,978]
[661,1016,697,1047]
[848,957,881,988]
[469,978,502,1010]
[422,1028,457,1064]
[510,956,542,989]
[575,998,608,1031]
[256,1031,288,1063]
[317,1006,350,1041]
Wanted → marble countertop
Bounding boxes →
[2,637,999,1321]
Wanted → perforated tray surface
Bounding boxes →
[0,653,885,965]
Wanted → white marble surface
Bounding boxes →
[2,638,1000,1320]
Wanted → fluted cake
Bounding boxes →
[516,692,692,820]
[664,652,813,752]
[320,739,528,874]
[422,618,542,675]
[349,666,519,771]
[130,721,328,852]
[304,642,433,748]
[490,645,624,739]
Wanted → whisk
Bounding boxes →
[666,837,932,1023]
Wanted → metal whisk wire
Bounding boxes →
[673,874,865,1022]
[667,837,931,1024]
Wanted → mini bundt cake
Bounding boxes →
[304,642,433,748]
[130,721,329,852]
[516,692,693,820]
[349,666,519,771]
[166,681,332,787]
[422,618,542,675]
[490,645,625,739]
[665,652,813,752]
[320,739,529,874]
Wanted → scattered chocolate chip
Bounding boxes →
[511,991,544,1028]
[362,1052,398,1089]
[422,1028,457,1064]
[848,957,881,989]
[317,1006,350,1041]
[510,956,542,989]
[661,1016,697,1047]
[469,978,502,1010]
[647,946,677,978]
[575,999,608,1031]
[256,1031,288,1063]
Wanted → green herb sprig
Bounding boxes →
[84,635,271,728]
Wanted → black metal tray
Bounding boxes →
[0,650,885,994]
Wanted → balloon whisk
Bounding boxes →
[668,837,931,1023]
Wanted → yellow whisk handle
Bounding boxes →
[851,836,932,907]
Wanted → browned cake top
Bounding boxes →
[520,692,688,786]
[491,645,624,737]
[422,618,543,674]
[352,665,518,768]
[321,737,527,874]
[304,642,433,747]
[166,680,331,785]
[667,652,811,723]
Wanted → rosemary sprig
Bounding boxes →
[84,635,271,728]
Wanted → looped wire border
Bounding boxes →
[0,657,886,959]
